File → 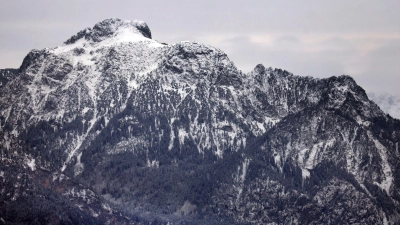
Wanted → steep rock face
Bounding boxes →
[1,18,400,224]
[206,70,400,224]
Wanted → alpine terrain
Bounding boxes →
[1,18,400,224]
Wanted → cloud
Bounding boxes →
[0,0,399,95]
[274,36,300,45]
[353,38,400,94]
[193,32,400,95]
[0,21,74,31]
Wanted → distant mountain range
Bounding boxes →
[368,92,400,119]
[1,18,399,224]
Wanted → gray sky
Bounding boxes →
[1,0,399,95]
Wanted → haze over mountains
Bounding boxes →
[1,18,399,224]
[368,92,400,120]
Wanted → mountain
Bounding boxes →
[368,92,400,119]
[1,18,400,224]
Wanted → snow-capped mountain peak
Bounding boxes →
[1,18,400,224]
[50,18,162,66]
[64,18,152,44]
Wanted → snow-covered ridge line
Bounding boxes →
[50,19,163,67]
[64,18,152,44]
[1,17,400,224]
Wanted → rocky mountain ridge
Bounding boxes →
[1,18,399,224]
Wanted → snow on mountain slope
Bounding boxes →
[1,18,400,224]
[1,18,285,173]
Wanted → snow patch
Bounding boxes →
[240,158,250,182]
[26,158,36,171]
[168,118,176,150]
[102,203,113,213]
[264,116,279,125]
[147,159,159,168]
[298,141,328,179]
[74,152,84,176]
[274,153,281,169]
[82,107,90,114]
[301,169,310,179]
[178,128,188,146]
[383,213,388,225]
[235,158,251,204]
[368,131,393,194]
[108,136,148,154]
[51,22,164,69]
[256,122,266,133]
[215,148,223,158]
[304,142,323,170]
[175,201,197,216]
[128,79,139,89]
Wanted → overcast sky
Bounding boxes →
[1,0,399,95]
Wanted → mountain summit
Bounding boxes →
[65,18,152,44]
[1,18,400,224]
